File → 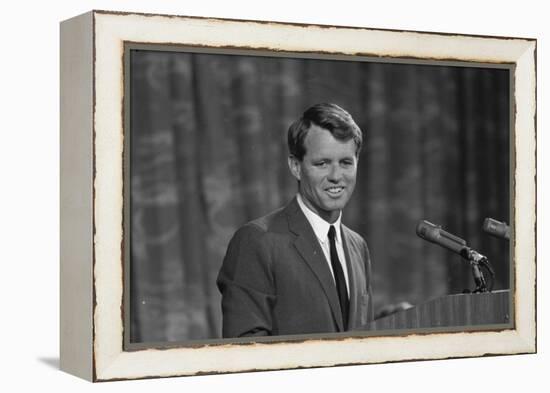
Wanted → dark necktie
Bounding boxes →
[328,225,349,330]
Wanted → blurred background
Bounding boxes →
[129,49,510,343]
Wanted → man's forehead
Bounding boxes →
[304,126,357,155]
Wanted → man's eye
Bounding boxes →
[341,161,353,167]
[315,162,327,168]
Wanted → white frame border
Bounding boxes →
[88,11,535,381]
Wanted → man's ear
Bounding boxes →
[288,155,301,181]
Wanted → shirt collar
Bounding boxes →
[296,193,342,245]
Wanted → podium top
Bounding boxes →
[367,290,511,331]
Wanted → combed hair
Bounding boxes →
[287,103,363,161]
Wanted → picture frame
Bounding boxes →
[60,10,536,382]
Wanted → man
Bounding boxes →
[217,103,373,338]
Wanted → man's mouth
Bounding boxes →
[326,186,344,196]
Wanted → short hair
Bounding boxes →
[287,103,363,161]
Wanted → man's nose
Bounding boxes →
[327,164,343,182]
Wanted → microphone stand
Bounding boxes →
[461,248,495,293]
[415,220,497,293]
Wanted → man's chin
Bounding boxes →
[321,200,347,212]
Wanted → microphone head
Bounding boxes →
[483,218,510,240]
[416,220,467,254]
[416,220,440,242]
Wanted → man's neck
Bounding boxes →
[296,193,341,225]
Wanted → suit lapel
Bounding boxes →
[341,227,358,329]
[285,198,344,331]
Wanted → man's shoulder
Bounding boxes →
[247,205,288,232]
[232,203,291,240]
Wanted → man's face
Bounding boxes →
[289,125,358,223]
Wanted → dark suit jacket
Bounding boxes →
[216,197,373,338]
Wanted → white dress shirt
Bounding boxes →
[296,194,350,295]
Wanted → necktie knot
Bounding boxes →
[328,225,336,241]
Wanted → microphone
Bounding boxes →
[416,220,468,255]
[416,220,486,262]
[416,220,495,293]
[483,218,510,240]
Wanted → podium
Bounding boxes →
[367,290,511,331]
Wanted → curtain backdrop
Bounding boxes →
[129,50,510,343]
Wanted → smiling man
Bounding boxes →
[217,103,373,338]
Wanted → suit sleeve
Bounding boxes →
[216,224,276,338]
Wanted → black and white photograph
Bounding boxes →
[127,47,512,345]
